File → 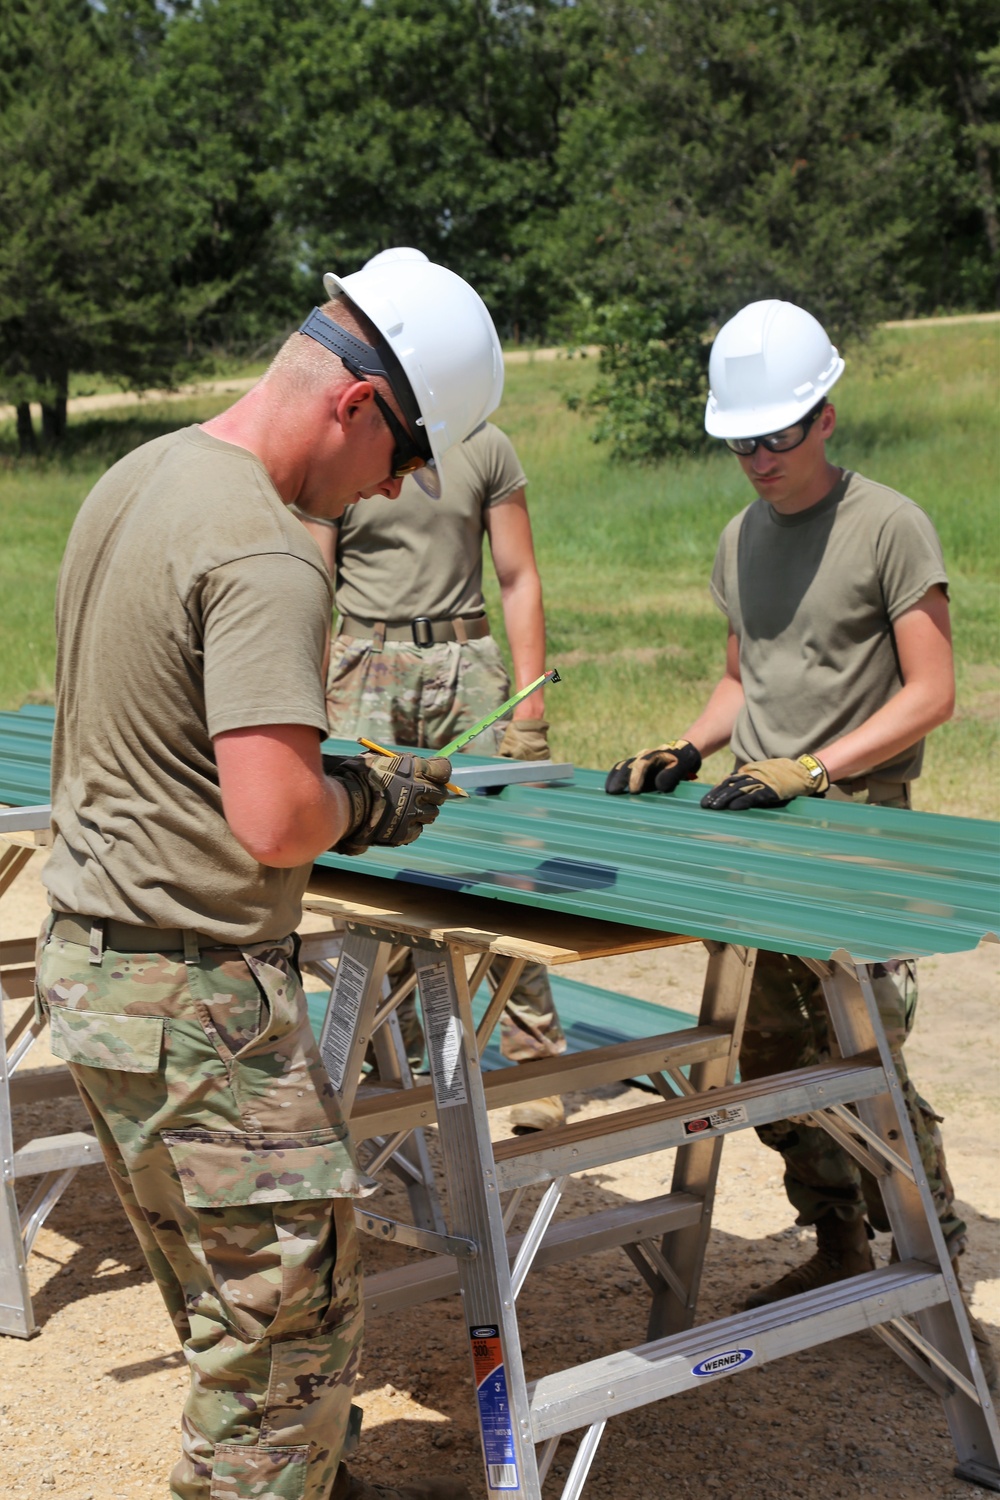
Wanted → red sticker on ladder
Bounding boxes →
[682,1104,748,1135]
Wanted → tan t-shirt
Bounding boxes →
[710,470,948,783]
[334,422,526,622]
[43,427,333,944]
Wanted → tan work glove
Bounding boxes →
[499,717,551,761]
[605,739,702,795]
[323,751,452,855]
[701,753,829,810]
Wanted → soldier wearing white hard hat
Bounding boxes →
[605,298,996,1386]
[38,254,500,1499]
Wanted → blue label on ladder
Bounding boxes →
[691,1346,755,1377]
[470,1325,519,1490]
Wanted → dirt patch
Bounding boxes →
[2,852,997,1499]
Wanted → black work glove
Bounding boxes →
[605,739,702,795]
[701,753,829,811]
[323,751,452,856]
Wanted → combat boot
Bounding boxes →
[510,1095,565,1132]
[332,1466,472,1500]
[744,1212,873,1310]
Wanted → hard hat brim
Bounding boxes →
[704,360,844,438]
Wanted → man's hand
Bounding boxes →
[323,751,452,855]
[499,717,551,761]
[701,754,829,811]
[605,740,702,795]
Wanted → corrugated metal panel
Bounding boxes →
[2,705,997,963]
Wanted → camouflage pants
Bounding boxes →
[36,920,369,1500]
[741,950,965,1253]
[327,634,565,1064]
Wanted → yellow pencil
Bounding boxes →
[358,737,469,797]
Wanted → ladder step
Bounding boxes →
[493,1056,885,1190]
[12,1132,100,1177]
[528,1261,948,1441]
[350,1025,732,1141]
[8,1066,78,1107]
[0,971,34,1000]
[364,1191,704,1319]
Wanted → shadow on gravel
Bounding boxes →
[7,1089,996,1500]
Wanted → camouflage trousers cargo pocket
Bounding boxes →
[36,927,367,1500]
[48,1005,164,1070]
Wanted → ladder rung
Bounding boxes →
[8,1066,78,1106]
[493,1056,886,1190]
[529,1260,949,1441]
[364,1190,704,1318]
[0,935,36,966]
[1,971,36,1000]
[11,1132,100,1178]
[350,1025,732,1141]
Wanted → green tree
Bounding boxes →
[0,0,216,452]
[269,0,598,339]
[556,0,954,459]
[154,0,306,354]
[814,0,1000,308]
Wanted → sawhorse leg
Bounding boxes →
[813,957,1000,1489]
[644,941,757,1338]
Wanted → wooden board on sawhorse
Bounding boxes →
[303,867,1000,1500]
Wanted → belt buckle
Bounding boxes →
[411,616,434,648]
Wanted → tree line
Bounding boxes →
[2,0,997,457]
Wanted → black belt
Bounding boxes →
[49,913,251,954]
[338,612,491,648]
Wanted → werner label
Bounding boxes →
[469,1325,518,1490]
[692,1347,755,1378]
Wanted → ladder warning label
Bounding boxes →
[320,952,368,1091]
[692,1346,755,1377]
[682,1103,748,1136]
[418,961,468,1108]
[470,1324,518,1490]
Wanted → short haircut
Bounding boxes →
[266,295,399,416]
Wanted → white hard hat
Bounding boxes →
[704,299,844,439]
[322,259,503,498]
[363,246,429,269]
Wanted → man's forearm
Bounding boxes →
[232,775,353,869]
[816,682,953,784]
[500,576,546,719]
[216,726,355,868]
[683,675,745,758]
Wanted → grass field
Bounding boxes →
[1,321,997,817]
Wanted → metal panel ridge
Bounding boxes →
[314,768,1000,964]
[0,708,997,963]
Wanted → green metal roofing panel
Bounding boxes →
[2,704,997,964]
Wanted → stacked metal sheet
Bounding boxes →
[2,704,997,963]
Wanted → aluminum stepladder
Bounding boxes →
[0,819,106,1338]
[306,868,1000,1499]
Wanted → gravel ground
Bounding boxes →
[2,848,997,1499]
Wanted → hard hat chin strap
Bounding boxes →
[298,307,429,457]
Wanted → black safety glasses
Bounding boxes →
[365,382,428,479]
[724,399,826,456]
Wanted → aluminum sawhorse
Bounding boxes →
[304,867,1000,1500]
